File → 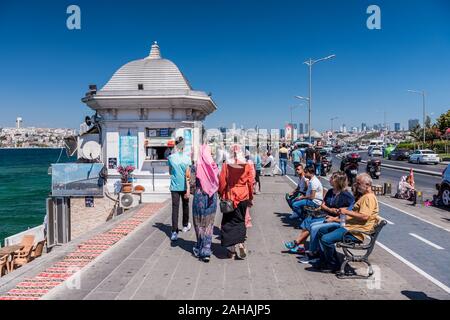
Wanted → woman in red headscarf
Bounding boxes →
[219,144,255,259]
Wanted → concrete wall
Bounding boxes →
[70,196,117,240]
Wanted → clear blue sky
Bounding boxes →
[0,0,449,131]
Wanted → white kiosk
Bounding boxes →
[81,42,217,202]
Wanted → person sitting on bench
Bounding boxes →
[288,166,323,221]
[314,173,379,273]
[286,164,308,211]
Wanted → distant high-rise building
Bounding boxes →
[361,123,367,132]
[292,123,297,130]
[342,124,347,133]
[394,123,401,132]
[304,124,309,134]
[408,119,420,131]
[280,128,285,138]
[299,123,304,134]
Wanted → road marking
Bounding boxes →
[379,217,395,225]
[376,242,450,294]
[409,233,445,250]
[285,174,297,186]
[378,200,450,233]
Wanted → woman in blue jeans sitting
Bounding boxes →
[284,171,354,255]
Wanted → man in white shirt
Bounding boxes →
[289,166,323,221]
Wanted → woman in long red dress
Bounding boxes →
[219,144,254,259]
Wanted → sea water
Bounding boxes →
[0,148,75,245]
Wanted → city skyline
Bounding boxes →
[0,1,449,131]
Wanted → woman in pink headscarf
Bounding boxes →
[191,144,220,262]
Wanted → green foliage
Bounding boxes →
[436,110,450,133]
[397,140,449,153]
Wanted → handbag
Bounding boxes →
[220,164,235,213]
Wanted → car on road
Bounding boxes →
[369,146,383,157]
[437,164,450,207]
[388,148,411,161]
[408,149,440,165]
[358,144,369,150]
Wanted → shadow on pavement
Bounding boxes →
[274,212,299,228]
[401,290,439,300]
[152,222,230,260]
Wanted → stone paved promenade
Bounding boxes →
[1,176,449,300]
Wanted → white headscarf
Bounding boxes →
[225,144,246,165]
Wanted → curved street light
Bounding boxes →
[297,54,336,143]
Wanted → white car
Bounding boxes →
[408,149,440,164]
[369,147,383,157]
[359,145,369,150]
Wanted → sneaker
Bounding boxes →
[182,223,192,233]
[284,241,297,250]
[299,256,320,264]
[289,245,305,254]
[170,231,178,241]
[288,212,299,220]
[192,246,200,258]
[202,256,210,263]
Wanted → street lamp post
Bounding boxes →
[296,54,335,143]
[407,89,426,144]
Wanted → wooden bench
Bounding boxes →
[336,219,388,279]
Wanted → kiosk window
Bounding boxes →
[146,147,172,160]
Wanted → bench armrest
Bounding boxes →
[340,229,374,245]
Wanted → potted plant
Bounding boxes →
[117,165,135,193]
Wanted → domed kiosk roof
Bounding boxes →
[101,42,192,92]
[82,42,217,117]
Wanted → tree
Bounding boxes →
[425,115,432,129]
[410,125,422,142]
[436,110,450,133]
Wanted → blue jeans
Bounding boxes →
[317,225,360,268]
[306,159,314,168]
[279,158,287,176]
[315,162,321,176]
[299,216,325,231]
[292,199,318,222]
[309,221,340,253]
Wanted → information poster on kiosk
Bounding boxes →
[120,135,138,167]
[183,129,192,157]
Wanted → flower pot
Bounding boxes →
[121,183,133,193]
